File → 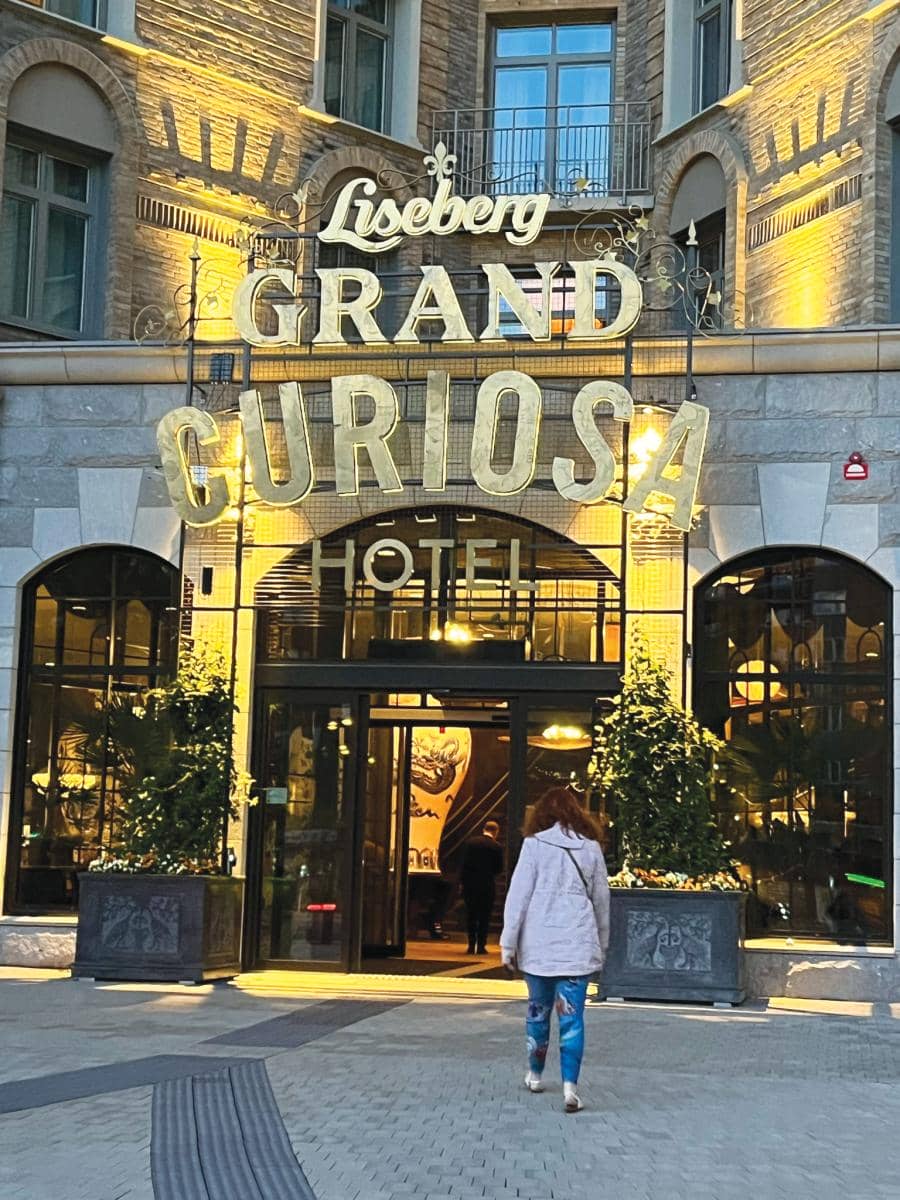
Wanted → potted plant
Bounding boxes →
[72,647,252,983]
[593,638,747,1005]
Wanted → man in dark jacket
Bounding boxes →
[460,820,504,954]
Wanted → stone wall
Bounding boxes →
[0,378,183,941]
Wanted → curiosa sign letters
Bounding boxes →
[156,166,709,537]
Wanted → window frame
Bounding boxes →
[324,0,394,133]
[692,0,732,114]
[488,17,616,194]
[21,0,109,30]
[674,208,726,329]
[5,550,180,915]
[693,548,894,944]
[1,129,106,338]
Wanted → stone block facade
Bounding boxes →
[0,335,898,998]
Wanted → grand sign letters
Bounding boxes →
[157,368,709,532]
[158,164,709,534]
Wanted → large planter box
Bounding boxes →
[600,888,747,1005]
[73,874,243,984]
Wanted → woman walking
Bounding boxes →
[500,786,610,1113]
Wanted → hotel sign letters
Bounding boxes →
[157,167,709,533]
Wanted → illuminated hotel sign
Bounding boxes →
[157,157,709,533]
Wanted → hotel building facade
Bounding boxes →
[1,0,900,999]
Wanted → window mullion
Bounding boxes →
[32,192,51,323]
[344,14,356,124]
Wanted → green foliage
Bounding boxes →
[88,646,245,873]
[596,636,731,878]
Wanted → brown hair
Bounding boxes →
[524,786,604,843]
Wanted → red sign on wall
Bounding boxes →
[843,453,869,481]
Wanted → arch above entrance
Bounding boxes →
[253,504,625,669]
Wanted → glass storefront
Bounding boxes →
[5,535,893,964]
[695,549,893,943]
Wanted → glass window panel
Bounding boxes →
[18,679,105,909]
[493,67,547,193]
[258,700,351,963]
[524,706,598,823]
[61,600,111,667]
[115,551,179,600]
[355,29,386,130]
[324,17,345,117]
[5,144,39,188]
[697,11,722,110]
[49,156,89,202]
[33,595,59,666]
[494,65,548,113]
[557,64,611,112]
[117,599,154,667]
[254,509,623,665]
[0,194,34,319]
[556,65,611,192]
[352,0,387,20]
[38,207,86,331]
[47,0,99,25]
[556,24,613,54]
[496,26,552,57]
[44,548,115,599]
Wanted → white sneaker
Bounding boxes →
[563,1085,583,1113]
[524,1072,544,1093]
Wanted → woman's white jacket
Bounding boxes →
[500,823,610,977]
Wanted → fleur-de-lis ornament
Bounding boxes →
[423,140,457,179]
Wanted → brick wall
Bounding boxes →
[3,0,900,336]
[652,0,900,328]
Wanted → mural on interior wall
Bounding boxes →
[407,727,472,874]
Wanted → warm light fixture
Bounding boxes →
[628,427,662,483]
[444,623,472,644]
[733,661,785,705]
[527,724,593,750]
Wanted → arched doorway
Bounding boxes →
[245,506,619,972]
[694,549,893,942]
[5,548,179,912]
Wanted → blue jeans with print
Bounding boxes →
[523,973,589,1084]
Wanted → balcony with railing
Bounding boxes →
[431,102,652,203]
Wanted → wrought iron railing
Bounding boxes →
[430,102,652,201]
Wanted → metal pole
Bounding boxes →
[185,239,200,406]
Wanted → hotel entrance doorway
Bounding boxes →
[359,702,514,977]
[247,688,602,973]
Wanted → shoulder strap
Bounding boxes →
[563,846,590,895]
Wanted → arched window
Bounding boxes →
[670,154,726,328]
[6,549,179,913]
[0,63,117,337]
[694,549,893,943]
[255,507,622,665]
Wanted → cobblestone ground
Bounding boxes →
[0,969,899,1200]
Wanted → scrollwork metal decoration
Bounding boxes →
[133,242,232,345]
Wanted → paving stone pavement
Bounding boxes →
[1,969,899,1200]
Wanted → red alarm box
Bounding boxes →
[843,453,868,481]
